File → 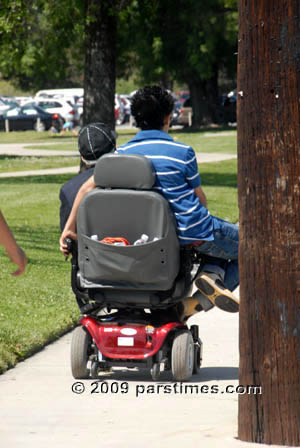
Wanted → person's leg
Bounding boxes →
[194,217,239,312]
[196,217,239,288]
[177,290,215,322]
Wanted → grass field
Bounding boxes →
[200,159,238,223]
[0,158,238,374]
[0,174,79,373]
[0,128,236,175]
[0,131,75,144]
[0,156,79,173]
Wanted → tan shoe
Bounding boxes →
[195,272,239,313]
[177,297,203,322]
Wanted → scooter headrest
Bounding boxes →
[94,153,156,189]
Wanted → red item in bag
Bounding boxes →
[100,237,130,246]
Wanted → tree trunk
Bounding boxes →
[83,0,116,128]
[238,0,300,445]
[188,79,206,127]
[188,71,218,128]
[205,65,219,124]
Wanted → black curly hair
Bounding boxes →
[131,85,174,130]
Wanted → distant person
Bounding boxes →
[59,123,116,231]
[59,120,78,137]
[0,210,27,276]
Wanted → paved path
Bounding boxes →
[0,166,80,178]
[0,143,78,157]
[0,140,283,447]
[0,303,285,448]
[0,142,236,178]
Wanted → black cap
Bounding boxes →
[78,123,116,163]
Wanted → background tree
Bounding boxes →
[0,0,85,90]
[238,0,300,444]
[0,0,238,127]
[0,0,130,128]
[127,0,238,126]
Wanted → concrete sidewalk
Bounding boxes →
[0,306,284,448]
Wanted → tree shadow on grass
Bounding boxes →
[0,170,237,188]
[200,171,237,188]
[169,125,236,135]
[10,226,60,253]
[0,155,21,161]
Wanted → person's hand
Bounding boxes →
[6,245,27,276]
[59,230,77,256]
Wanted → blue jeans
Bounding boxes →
[195,216,239,291]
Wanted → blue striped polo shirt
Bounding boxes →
[116,130,213,245]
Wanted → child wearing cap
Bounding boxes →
[59,123,116,230]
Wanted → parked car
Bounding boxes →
[222,88,236,123]
[76,94,129,126]
[14,96,34,106]
[0,104,54,131]
[35,88,84,105]
[24,98,79,124]
[0,97,19,115]
[170,100,184,126]
[177,98,193,126]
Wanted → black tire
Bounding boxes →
[90,361,99,379]
[150,363,160,381]
[71,326,92,379]
[171,330,194,381]
[193,344,202,374]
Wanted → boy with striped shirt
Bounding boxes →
[60,86,239,315]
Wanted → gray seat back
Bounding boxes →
[77,154,180,290]
[94,152,156,189]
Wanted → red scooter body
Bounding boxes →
[81,316,184,360]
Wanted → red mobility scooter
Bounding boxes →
[67,153,206,381]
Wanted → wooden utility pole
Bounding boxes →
[238,1,300,445]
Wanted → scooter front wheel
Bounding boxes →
[71,326,92,379]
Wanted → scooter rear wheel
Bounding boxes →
[171,330,194,381]
[71,326,92,379]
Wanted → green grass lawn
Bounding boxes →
[0,174,79,373]
[170,130,237,154]
[0,156,79,173]
[0,159,238,374]
[200,159,238,223]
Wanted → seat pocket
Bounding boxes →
[79,234,176,290]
